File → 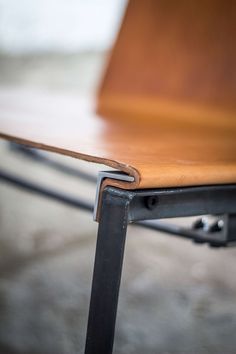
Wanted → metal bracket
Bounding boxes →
[93,171,134,221]
[190,214,236,247]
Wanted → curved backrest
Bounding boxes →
[97,0,236,124]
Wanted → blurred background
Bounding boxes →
[0,1,236,353]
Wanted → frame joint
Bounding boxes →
[93,171,134,221]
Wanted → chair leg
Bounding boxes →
[85,188,130,354]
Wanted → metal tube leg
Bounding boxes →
[85,187,131,354]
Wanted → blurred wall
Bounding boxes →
[0,0,127,54]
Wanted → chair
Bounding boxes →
[0,1,236,353]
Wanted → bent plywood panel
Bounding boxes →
[0,88,235,190]
[0,0,236,190]
[98,0,236,121]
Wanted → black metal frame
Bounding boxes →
[1,143,236,354]
[85,185,236,354]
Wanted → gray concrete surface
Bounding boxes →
[0,53,236,354]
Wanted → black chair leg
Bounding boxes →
[85,188,131,354]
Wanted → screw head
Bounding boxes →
[209,220,224,233]
[193,217,207,230]
[145,196,159,210]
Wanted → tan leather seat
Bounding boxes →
[0,0,236,190]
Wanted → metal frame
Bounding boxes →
[93,170,134,220]
[85,185,236,354]
[85,187,131,354]
[1,167,235,247]
[1,144,236,354]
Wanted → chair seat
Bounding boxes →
[0,88,236,189]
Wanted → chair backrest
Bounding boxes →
[97,0,236,126]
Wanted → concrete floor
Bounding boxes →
[0,53,236,354]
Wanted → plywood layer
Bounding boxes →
[0,89,235,190]
[1,0,236,189]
